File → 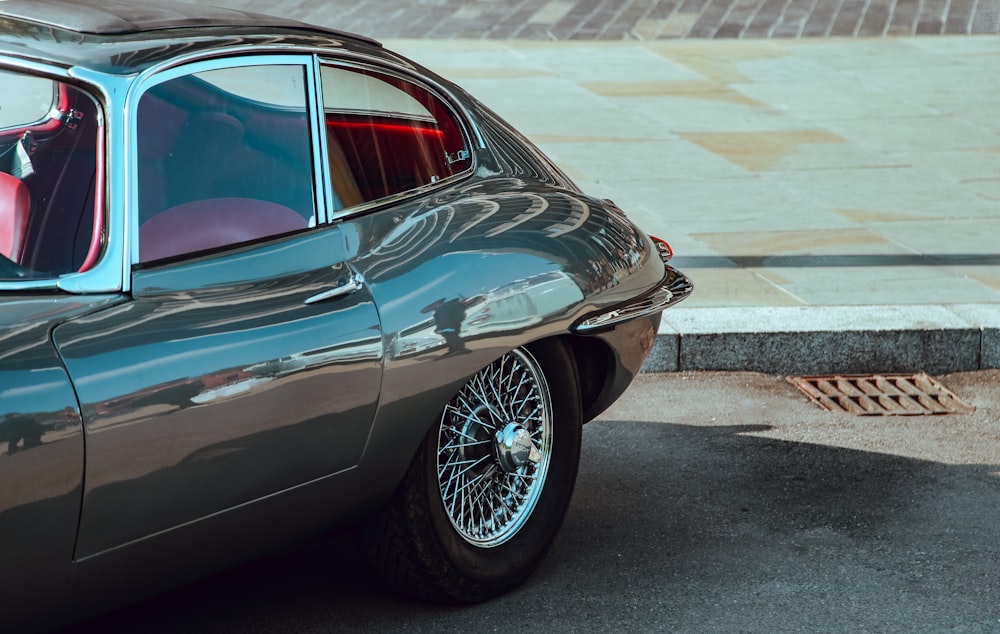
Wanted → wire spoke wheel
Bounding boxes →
[363,340,581,603]
[436,348,553,547]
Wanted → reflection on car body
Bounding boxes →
[0,1,692,630]
[392,271,585,359]
[464,271,584,332]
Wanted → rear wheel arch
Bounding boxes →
[562,334,616,422]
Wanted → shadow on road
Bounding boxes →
[64,418,1000,633]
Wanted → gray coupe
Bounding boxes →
[0,1,691,629]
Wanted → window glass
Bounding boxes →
[323,67,432,118]
[0,71,57,131]
[136,64,315,263]
[194,66,308,109]
[320,64,470,211]
[0,69,102,280]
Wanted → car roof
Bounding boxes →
[0,0,368,37]
[0,0,380,74]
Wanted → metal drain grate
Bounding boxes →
[788,373,975,416]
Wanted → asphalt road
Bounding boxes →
[64,370,1000,633]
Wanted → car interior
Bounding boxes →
[0,80,102,276]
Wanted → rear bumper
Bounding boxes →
[571,263,693,334]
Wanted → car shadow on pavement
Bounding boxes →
[63,419,1000,633]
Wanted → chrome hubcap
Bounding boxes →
[495,423,541,473]
[436,348,553,547]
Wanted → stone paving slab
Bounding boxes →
[205,0,1000,39]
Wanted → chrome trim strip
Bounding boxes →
[572,264,693,334]
[308,54,333,226]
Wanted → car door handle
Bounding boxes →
[304,269,365,305]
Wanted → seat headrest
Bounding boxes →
[0,172,30,262]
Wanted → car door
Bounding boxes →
[51,58,384,558]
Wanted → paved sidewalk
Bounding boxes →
[188,1,1000,373]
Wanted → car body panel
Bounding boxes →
[53,227,383,557]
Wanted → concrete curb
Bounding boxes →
[641,304,1000,375]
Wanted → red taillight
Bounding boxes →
[650,236,673,262]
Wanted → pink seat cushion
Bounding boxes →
[0,172,30,262]
[139,197,308,263]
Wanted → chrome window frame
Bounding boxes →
[315,57,479,222]
[0,42,488,294]
[0,58,116,293]
[123,54,324,282]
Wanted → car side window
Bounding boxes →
[0,70,103,279]
[319,64,470,211]
[136,64,315,263]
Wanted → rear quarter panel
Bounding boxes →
[343,173,664,487]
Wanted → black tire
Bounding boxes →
[363,338,583,603]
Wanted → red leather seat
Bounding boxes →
[0,172,30,262]
[138,197,308,263]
